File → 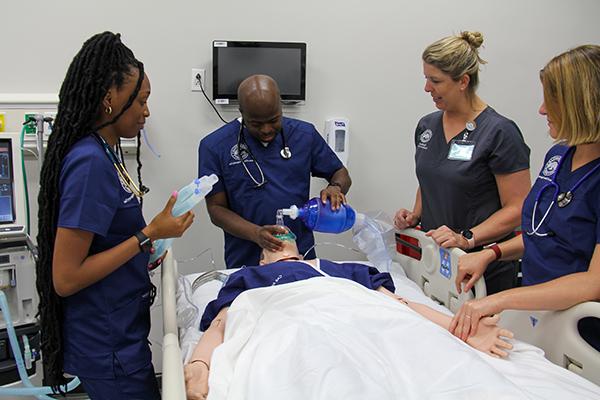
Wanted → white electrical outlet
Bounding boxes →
[191,68,206,92]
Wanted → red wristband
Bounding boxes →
[489,244,502,260]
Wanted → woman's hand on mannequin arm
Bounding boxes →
[450,244,600,341]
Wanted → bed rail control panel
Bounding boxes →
[393,228,486,312]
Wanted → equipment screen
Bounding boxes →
[0,140,15,224]
[213,41,306,101]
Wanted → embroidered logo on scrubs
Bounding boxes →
[230,143,250,162]
[418,129,432,150]
[271,274,283,286]
[542,155,561,177]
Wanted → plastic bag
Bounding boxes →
[352,211,396,272]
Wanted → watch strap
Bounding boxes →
[134,231,153,253]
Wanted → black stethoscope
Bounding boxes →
[527,146,600,237]
[237,119,291,188]
[93,133,149,197]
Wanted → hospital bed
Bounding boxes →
[160,232,600,399]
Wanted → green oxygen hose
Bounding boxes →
[20,124,31,235]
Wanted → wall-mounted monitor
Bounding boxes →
[212,41,306,104]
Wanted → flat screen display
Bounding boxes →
[213,41,306,102]
[0,140,15,224]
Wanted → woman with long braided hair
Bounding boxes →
[36,31,194,398]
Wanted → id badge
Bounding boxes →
[448,140,475,161]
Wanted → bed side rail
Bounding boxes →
[392,228,487,313]
[161,251,186,399]
[501,302,600,386]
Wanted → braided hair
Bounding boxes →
[36,31,145,391]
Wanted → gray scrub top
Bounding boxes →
[414,106,530,232]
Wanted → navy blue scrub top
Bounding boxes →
[198,117,344,268]
[200,260,395,331]
[521,144,600,286]
[58,135,153,379]
[415,106,530,232]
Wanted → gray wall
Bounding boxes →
[2,0,600,272]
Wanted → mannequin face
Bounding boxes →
[260,240,301,265]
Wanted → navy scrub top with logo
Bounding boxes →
[58,135,153,379]
[521,144,600,286]
[200,260,395,331]
[414,106,530,232]
[198,117,344,268]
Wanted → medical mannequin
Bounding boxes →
[451,45,600,350]
[184,237,513,400]
[394,31,531,295]
[198,75,351,268]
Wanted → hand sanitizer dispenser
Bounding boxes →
[325,118,349,167]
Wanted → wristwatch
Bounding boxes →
[134,231,153,253]
[461,229,475,249]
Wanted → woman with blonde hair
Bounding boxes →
[451,45,600,351]
[395,31,531,294]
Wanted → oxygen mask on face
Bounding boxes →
[274,230,297,242]
[275,209,296,242]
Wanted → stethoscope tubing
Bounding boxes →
[527,146,600,237]
[237,120,291,188]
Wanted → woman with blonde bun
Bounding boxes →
[394,31,531,294]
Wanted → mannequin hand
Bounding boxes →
[426,225,469,249]
[456,250,495,293]
[320,185,346,210]
[255,225,287,251]
[145,191,195,240]
[465,315,514,358]
[393,208,420,230]
[184,361,209,400]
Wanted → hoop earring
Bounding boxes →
[105,106,113,115]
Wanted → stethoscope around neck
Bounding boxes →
[527,146,600,237]
[237,119,291,188]
[93,133,150,197]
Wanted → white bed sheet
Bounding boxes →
[179,262,600,399]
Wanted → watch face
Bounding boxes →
[462,230,473,239]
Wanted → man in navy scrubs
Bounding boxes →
[198,74,351,268]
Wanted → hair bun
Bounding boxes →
[461,31,484,49]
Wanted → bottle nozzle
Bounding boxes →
[281,205,299,220]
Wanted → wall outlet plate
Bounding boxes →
[191,68,206,92]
